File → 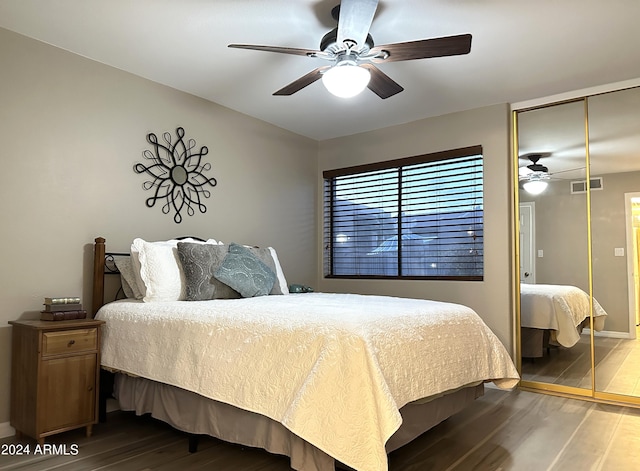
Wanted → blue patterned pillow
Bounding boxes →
[214,243,276,297]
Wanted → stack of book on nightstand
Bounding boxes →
[40,297,87,321]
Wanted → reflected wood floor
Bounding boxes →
[522,330,640,396]
[2,387,640,471]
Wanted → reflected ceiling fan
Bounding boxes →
[228,0,472,99]
[519,153,585,194]
[519,154,553,195]
[519,154,551,178]
[519,153,586,179]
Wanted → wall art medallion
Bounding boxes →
[135,126,217,223]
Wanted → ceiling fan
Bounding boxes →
[518,154,553,195]
[228,0,472,99]
[519,153,587,194]
[519,154,551,178]
[519,153,586,180]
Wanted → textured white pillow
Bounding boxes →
[268,247,289,295]
[131,238,218,303]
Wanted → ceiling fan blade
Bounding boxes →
[337,0,378,49]
[370,34,472,63]
[273,66,330,96]
[228,44,321,57]
[360,63,404,99]
[519,152,552,161]
[550,166,586,176]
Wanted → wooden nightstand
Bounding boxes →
[9,318,105,445]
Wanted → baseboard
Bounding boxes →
[583,328,634,340]
[0,402,119,439]
[0,421,15,439]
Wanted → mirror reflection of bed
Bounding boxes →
[516,85,640,400]
[520,282,607,388]
[520,283,606,355]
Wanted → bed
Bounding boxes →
[91,236,519,471]
[520,283,608,358]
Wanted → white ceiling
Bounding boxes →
[517,86,640,181]
[2,1,640,141]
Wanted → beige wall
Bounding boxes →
[522,171,640,334]
[520,181,590,291]
[316,104,514,350]
[0,28,318,424]
[591,171,640,333]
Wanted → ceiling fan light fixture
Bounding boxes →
[522,179,549,195]
[229,2,472,99]
[321,60,370,98]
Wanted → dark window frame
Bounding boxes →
[323,145,484,281]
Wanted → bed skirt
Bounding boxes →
[114,373,484,471]
[521,317,591,358]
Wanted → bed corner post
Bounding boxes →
[92,237,106,318]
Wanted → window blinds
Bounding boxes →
[323,146,483,280]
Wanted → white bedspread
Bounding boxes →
[96,292,519,471]
[520,283,607,347]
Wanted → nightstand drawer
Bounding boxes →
[42,328,98,356]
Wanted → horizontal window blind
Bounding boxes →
[323,146,483,280]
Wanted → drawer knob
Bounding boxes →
[67,340,76,347]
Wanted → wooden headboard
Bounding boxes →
[92,237,129,316]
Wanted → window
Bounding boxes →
[323,146,483,280]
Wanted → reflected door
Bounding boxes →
[520,202,535,283]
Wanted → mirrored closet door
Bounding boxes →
[516,99,591,393]
[515,85,640,405]
[589,87,640,400]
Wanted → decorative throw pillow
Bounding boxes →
[114,257,143,300]
[131,237,219,302]
[176,242,241,300]
[214,243,276,298]
[241,246,284,295]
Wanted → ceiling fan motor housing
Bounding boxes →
[320,27,374,53]
[527,155,549,173]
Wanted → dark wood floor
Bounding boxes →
[2,387,639,470]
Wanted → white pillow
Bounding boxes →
[268,247,289,295]
[131,238,218,302]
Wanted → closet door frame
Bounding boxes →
[512,78,640,408]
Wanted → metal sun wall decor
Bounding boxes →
[134,126,217,223]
